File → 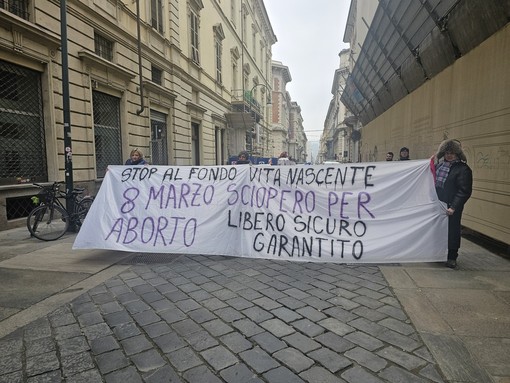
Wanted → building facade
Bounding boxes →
[270,60,291,157]
[339,0,510,245]
[321,48,351,163]
[0,0,276,230]
[288,101,306,163]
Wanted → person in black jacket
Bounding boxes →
[434,139,473,268]
[399,147,410,160]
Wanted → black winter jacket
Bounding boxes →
[435,161,472,211]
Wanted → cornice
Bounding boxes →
[78,50,135,83]
[142,80,178,101]
[186,101,207,114]
[0,9,61,50]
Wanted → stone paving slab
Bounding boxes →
[0,246,129,274]
[381,241,510,383]
[0,254,445,382]
[423,287,510,337]
[421,333,493,383]
[0,268,88,310]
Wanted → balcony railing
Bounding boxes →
[230,89,261,113]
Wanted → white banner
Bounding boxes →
[73,160,448,263]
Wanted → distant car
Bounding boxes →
[323,161,341,165]
[277,157,296,165]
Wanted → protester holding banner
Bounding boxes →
[434,139,473,269]
[399,147,410,160]
[125,149,147,165]
[278,151,295,165]
[236,151,251,165]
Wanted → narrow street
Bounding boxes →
[0,228,508,382]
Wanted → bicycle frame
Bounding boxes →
[29,182,95,240]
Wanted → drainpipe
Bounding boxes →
[136,0,145,115]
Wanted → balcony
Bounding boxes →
[230,89,262,118]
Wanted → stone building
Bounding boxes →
[270,60,291,158]
[321,48,351,163]
[0,0,276,230]
[340,0,510,245]
[288,101,306,163]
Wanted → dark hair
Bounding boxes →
[400,147,409,152]
[387,152,394,156]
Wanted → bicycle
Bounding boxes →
[27,182,95,241]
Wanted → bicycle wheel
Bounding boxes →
[27,204,69,241]
[76,197,94,223]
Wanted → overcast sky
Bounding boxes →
[264,1,351,144]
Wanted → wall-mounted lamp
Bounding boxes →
[250,83,272,106]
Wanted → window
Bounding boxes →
[192,89,199,104]
[232,61,238,91]
[150,110,168,165]
[215,38,222,83]
[1,0,29,20]
[0,60,47,185]
[93,91,121,178]
[252,26,257,61]
[151,65,162,85]
[242,9,247,44]
[260,42,263,66]
[213,24,224,84]
[94,33,113,61]
[230,0,236,26]
[151,0,163,33]
[215,126,225,165]
[191,122,200,165]
[243,71,249,92]
[190,9,200,64]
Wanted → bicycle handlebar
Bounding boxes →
[33,182,59,189]
[33,182,86,198]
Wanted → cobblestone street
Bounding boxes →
[1,254,445,383]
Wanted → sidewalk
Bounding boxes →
[381,239,510,383]
[0,227,508,382]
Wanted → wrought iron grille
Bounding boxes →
[6,195,34,220]
[93,91,122,178]
[0,60,47,186]
[94,32,113,61]
[0,0,29,20]
[151,65,162,85]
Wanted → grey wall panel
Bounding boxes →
[448,0,507,55]
[419,27,456,78]
[400,57,426,94]
[387,75,408,104]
